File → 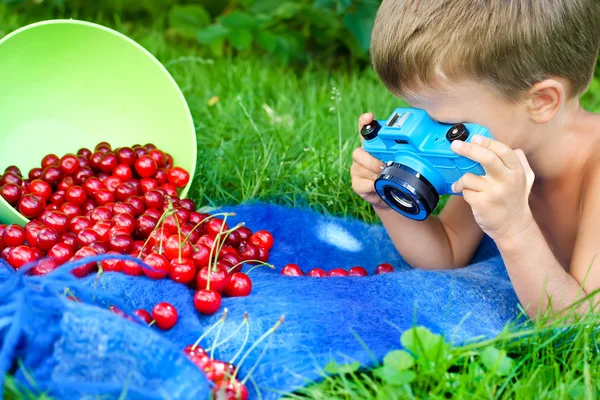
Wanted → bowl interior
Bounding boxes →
[0,20,197,225]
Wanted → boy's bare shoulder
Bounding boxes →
[580,112,600,196]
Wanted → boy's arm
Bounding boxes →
[375,195,484,270]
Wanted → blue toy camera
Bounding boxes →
[361,108,494,220]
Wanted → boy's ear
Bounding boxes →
[526,78,566,124]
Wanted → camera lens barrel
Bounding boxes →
[360,121,381,140]
[375,163,439,220]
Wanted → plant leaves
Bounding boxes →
[479,347,514,377]
[324,361,360,375]
[376,367,416,386]
[168,4,211,38]
[383,350,414,371]
[227,28,253,50]
[219,10,259,30]
[196,25,230,44]
[256,30,278,53]
[400,326,448,363]
[275,2,302,19]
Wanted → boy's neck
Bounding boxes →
[525,99,590,182]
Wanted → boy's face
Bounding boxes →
[402,79,532,151]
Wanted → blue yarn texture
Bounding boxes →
[0,201,523,399]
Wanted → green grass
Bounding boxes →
[2,5,600,400]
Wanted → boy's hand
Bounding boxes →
[351,113,390,210]
[450,135,535,242]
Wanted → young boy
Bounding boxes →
[351,0,600,319]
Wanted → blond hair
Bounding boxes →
[370,0,600,99]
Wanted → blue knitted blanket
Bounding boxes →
[0,202,522,399]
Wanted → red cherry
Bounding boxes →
[133,309,153,324]
[69,216,92,234]
[61,232,78,251]
[65,186,87,206]
[4,166,21,176]
[73,167,94,185]
[152,302,178,330]
[103,176,122,193]
[116,147,137,165]
[77,228,101,248]
[220,253,243,273]
[134,146,148,158]
[112,202,135,216]
[49,190,66,206]
[59,203,82,220]
[348,266,368,277]
[114,182,136,202]
[140,178,159,194]
[161,183,178,197]
[112,213,135,234]
[88,206,112,224]
[167,167,190,189]
[375,263,395,274]
[235,227,252,241]
[41,154,59,169]
[307,268,326,277]
[3,224,26,247]
[25,221,43,247]
[180,224,200,244]
[59,154,80,175]
[92,221,112,243]
[89,241,108,254]
[223,272,252,297]
[8,245,37,269]
[134,156,158,178]
[143,189,164,209]
[28,168,43,181]
[28,179,52,202]
[256,246,269,263]
[165,153,174,169]
[37,228,61,251]
[142,252,170,279]
[148,227,169,249]
[164,234,193,260]
[237,241,259,262]
[205,360,236,382]
[205,219,228,237]
[212,379,248,400]
[196,264,230,293]
[98,153,118,173]
[0,172,22,186]
[148,149,166,168]
[48,242,74,265]
[83,177,103,195]
[281,263,304,277]
[77,148,92,158]
[112,164,132,181]
[144,208,162,220]
[191,245,211,270]
[41,166,64,188]
[18,194,44,218]
[30,258,59,276]
[94,189,115,206]
[197,235,215,251]
[135,214,158,239]
[95,142,112,152]
[327,268,348,277]
[249,230,274,251]
[81,199,97,214]
[169,258,196,284]
[155,168,168,185]
[57,177,75,193]
[100,251,122,272]
[193,289,222,315]
[0,247,12,261]
[183,344,208,359]
[71,246,99,277]
[1,183,22,205]
[89,151,104,170]
[109,234,134,254]
[122,259,143,276]
[224,230,241,248]
[108,226,131,240]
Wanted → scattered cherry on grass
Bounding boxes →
[327,268,348,277]
[196,264,230,293]
[223,272,252,297]
[375,263,395,275]
[194,289,222,315]
[348,266,368,277]
[133,309,153,325]
[169,258,196,284]
[152,302,178,330]
[281,264,304,277]
[307,268,326,277]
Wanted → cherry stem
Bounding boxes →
[232,315,285,381]
[228,312,251,366]
[241,335,274,386]
[183,212,237,247]
[206,218,243,290]
[206,312,248,352]
[192,309,227,350]
[138,205,174,258]
[235,261,275,275]
[148,320,156,327]
[210,308,228,360]
[63,287,80,301]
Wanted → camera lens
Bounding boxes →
[446,123,469,142]
[385,187,418,215]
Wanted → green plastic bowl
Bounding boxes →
[0,19,197,226]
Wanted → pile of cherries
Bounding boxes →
[280,262,395,277]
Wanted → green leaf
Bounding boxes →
[324,361,360,375]
[275,2,302,18]
[219,11,259,30]
[227,29,253,50]
[383,350,414,371]
[480,347,514,377]
[168,4,211,38]
[248,0,282,15]
[256,30,278,53]
[343,2,378,52]
[376,367,416,386]
[196,25,230,44]
[303,7,338,28]
[400,326,448,362]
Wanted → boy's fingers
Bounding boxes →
[451,140,506,176]
[357,112,375,132]
[352,177,378,194]
[470,135,521,170]
[351,163,380,181]
[352,147,385,174]
[452,173,487,193]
